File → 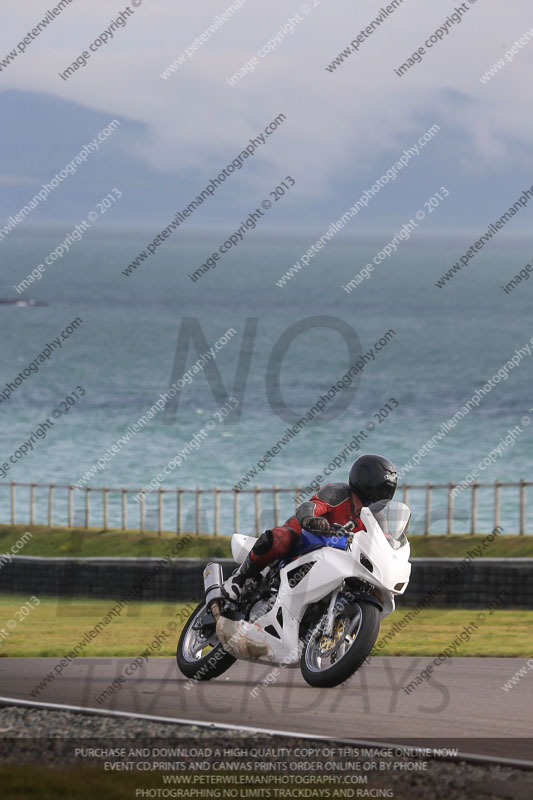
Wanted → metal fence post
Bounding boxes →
[157,489,163,536]
[255,486,261,536]
[520,479,526,535]
[273,485,280,528]
[424,484,432,535]
[1,478,531,536]
[85,488,90,529]
[68,486,73,528]
[139,490,145,534]
[177,489,182,534]
[10,482,15,525]
[121,489,127,531]
[30,483,36,526]
[195,488,201,536]
[48,485,54,527]
[493,481,500,532]
[214,487,220,536]
[471,484,478,535]
[233,490,239,534]
[447,484,454,535]
[103,488,109,530]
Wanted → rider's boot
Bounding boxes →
[223,554,261,602]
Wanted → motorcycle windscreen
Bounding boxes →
[367,499,411,550]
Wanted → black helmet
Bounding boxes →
[348,454,397,505]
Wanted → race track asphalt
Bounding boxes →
[1,656,531,761]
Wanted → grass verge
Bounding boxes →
[0,594,531,658]
[0,766,407,800]
[0,525,230,558]
[2,524,533,558]
[0,767,152,800]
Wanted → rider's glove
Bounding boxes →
[301,516,330,533]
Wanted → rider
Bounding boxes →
[224,453,398,601]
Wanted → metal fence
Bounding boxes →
[0,480,531,536]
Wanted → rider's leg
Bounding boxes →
[250,525,299,567]
[224,526,300,601]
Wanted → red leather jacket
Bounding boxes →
[286,482,365,534]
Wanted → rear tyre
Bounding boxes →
[176,602,236,681]
[300,600,380,688]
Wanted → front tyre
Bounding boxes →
[300,600,380,688]
[176,602,236,681]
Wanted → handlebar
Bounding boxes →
[330,521,356,533]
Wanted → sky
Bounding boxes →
[1,0,533,232]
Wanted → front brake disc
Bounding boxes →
[318,619,346,656]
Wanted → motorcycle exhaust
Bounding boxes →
[203,562,223,621]
[216,616,271,661]
[203,562,271,660]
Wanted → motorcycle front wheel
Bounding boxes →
[300,600,379,688]
[176,602,236,681]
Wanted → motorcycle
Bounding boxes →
[176,498,411,688]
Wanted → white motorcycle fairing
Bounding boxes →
[216,505,411,666]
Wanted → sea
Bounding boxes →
[1,226,531,536]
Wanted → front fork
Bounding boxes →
[322,586,342,637]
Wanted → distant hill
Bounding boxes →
[0,89,180,226]
[2,89,532,235]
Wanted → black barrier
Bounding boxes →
[0,556,532,607]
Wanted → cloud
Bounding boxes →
[2,0,533,224]
[0,174,39,186]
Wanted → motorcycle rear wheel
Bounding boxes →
[300,600,379,688]
[176,602,236,681]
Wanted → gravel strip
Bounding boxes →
[0,705,253,740]
[0,706,532,800]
